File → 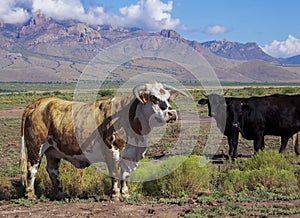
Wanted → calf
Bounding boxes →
[20,81,186,200]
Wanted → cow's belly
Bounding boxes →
[41,135,111,168]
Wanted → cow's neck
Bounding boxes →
[129,99,152,136]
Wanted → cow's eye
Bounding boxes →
[159,101,168,110]
[150,95,159,104]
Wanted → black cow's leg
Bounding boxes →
[279,136,289,154]
[232,128,239,159]
[292,133,299,155]
[227,136,233,160]
[254,133,264,153]
[45,153,65,200]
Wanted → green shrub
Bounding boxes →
[221,150,298,194]
[0,175,22,200]
[131,155,213,198]
[35,159,110,198]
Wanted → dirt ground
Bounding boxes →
[0,200,189,218]
[1,198,300,218]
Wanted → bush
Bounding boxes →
[130,155,213,198]
[220,150,298,194]
[35,159,110,198]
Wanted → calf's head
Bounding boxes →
[133,81,186,127]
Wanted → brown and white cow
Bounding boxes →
[20,81,186,200]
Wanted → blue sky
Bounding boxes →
[1,0,300,58]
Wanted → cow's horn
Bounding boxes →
[133,84,147,103]
[163,84,188,96]
[200,91,208,97]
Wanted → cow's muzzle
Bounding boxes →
[232,123,239,128]
[167,110,178,123]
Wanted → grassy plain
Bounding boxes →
[0,82,299,217]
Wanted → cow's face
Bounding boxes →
[198,94,226,121]
[198,94,227,130]
[134,82,186,127]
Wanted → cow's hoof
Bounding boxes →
[121,193,130,201]
[26,193,37,200]
[52,192,69,201]
[25,189,37,200]
[111,196,121,202]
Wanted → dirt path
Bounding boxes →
[1,199,300,218]
[0,200,191,218]
[0,107,23,117]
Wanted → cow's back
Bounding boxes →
[241,94,300,137]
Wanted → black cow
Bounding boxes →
[238,94,300,155]
[198,94,244,159]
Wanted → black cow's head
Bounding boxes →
[198,94,227,132]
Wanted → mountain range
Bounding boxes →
[1,11,300,82]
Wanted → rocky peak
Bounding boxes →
[67,23,102,44]
[160,29,182,41]
[29,10,51,27]
[201,40,279,63]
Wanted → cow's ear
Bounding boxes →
[198,99,208,105]
[168,89,188,101]
[140,92,149,103]
[168,90,181,101]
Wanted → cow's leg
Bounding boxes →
[24,142,43,199]
[279,136,289,154]
[120,180,129,199]
[254,133,264,153]
[227,136,233,160]
[292,133,299,155]
[111,177,120,201]
[26,161,40,199]
[107,159,121,201]
[231,129,239,159]
[45,153,65,200]
[120,169,131,199]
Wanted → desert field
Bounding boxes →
[0,83,299,217]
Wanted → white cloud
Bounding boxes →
[0,0,181,31]
[0,0,31,23]
[32,0,85,21]
[203,25,227,35]
[262,35,300,58]
[119,0,180,30]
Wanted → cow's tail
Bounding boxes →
[20,107,31,187]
